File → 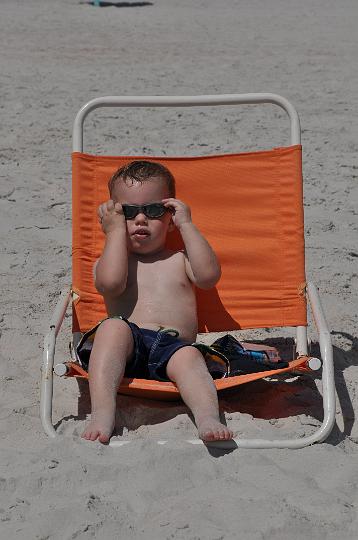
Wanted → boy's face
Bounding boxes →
[112,177,174,255]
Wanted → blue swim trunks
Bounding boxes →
[76,316,192,382]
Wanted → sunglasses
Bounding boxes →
[121,203,169,220]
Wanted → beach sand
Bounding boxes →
[1,0,357,538]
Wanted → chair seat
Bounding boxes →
[65,356,310,401]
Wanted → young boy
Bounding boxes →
[81,160,234,444]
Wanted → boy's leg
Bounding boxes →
[81,318,134,443]
[166,346,234,442]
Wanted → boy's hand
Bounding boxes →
[97,200,126,234]
[162,198,192,229]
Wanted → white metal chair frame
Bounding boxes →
[41,94,336,449]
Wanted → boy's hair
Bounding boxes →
[108,161,176,197]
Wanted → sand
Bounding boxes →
[1,0,357,538]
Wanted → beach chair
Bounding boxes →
[41,94,336,448]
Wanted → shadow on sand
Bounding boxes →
[81,1,153,7]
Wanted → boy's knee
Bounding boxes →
[91,317,134,361]
[166,346,206,381]
[96,318,133,344]
[99,317,129,332]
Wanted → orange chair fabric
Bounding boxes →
[66,355,310,401]
[72,145,307,334]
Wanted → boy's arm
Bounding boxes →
[94,200,128,296]
[162,198,221,289]
[180,222,221,289]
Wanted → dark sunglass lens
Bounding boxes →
[145,204,166,218]
[122,205,138,219]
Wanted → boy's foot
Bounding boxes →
[197,417,234,442]
[81,411,115,444]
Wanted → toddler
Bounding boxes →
[81,161,233,444]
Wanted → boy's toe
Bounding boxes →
[202,429,215,442]
[98,432,111,444]
[202,430,212,441]
[81,429,91,440]
[198,418,234,442]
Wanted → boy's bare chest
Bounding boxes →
[126,252,188,293]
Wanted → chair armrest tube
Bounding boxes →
[50,288,72,336]
[41,328,57,438]
[40,286,72,438]
[306,281,336,438]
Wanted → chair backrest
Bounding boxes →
[72,145,307,334]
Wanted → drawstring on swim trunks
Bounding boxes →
[158,327,180,338]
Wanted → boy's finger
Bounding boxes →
[162,200,177,208]
[106,199,115,211]
[98,203,106,218]
[164,199,187,210]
